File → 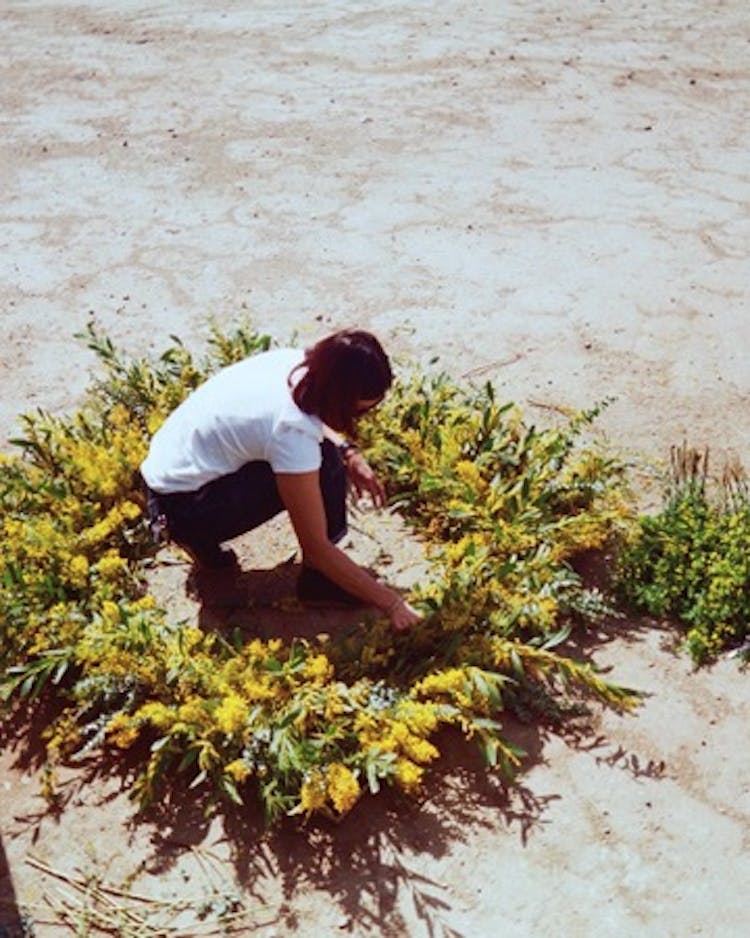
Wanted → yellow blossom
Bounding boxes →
[108,404,130,429]
[67,554,90,589]
[106,714,140,748]
[132,593,157,611]
[395,758,424,793]
[177,698,210,725]
[403,736,439,764]
[303,654,333,685]
[395,700,440,736]
[215,693,248,735]
[136,702,176,731]
[326,763,360,814]
[412,669,466,697]
[119,500,142,521]
[99,600,121,625]
[324,687,346,721]
[298,769,327,814]
[146,411,166,435]
[241,677,277,702]
[95,550,128,580]
[454,459,485,489]
[225,759,252,783]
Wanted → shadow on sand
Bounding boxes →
[1,551,666,936]
[3,702,557,936]
[0,835,29,938]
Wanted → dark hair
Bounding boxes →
[291,329,393,436]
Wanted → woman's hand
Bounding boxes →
[277,470,418,620]
[386,595,423,631]
[345,451,387,508]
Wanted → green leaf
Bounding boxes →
[366,762,381,794]
[150,735,170,753]
[221,776,244,806]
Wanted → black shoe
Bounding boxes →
[296,567,364,607]
[180,542,239,571]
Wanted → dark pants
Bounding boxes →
[145,440,347,558]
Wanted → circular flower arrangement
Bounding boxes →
[0,322,637,821]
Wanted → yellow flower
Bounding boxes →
[241,677,277,702]
[215,693,248,735]
[324,687,346,721]
[177,698,210,725]
[411,668,473,708]
[412,669,466,697]
[132,593,157,611]
[454,460,484,489]
[395,758,424,793]
[326,763,360,814]
[303,654,333,685]
[403,736,439,764]
[109,722,140,749]
[119,500,142,521]
[298,769,327,814]
[109,404,130,429]
[95,550,127,581]
[136,702,175,731]
[146,411,166,435]
[225,759,252,783]
[396,700,440,736]
[99,600,121,625]
[67,554,90,589]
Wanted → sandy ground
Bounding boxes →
[1,1,749,935]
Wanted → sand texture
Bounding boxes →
[1,2,749,936]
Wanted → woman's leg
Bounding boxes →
[152,461,283,565]
[318,439,348,544]
[147,441,348,565]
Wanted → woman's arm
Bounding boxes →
[321,426,386,507]
[275,470,421,630]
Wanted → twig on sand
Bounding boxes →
[25,852,276,936]
[461,352,525,379]
[527,399,576,417]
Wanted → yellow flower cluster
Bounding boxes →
[356,712,440,787]
[326,763,361,814]
[303,653,333,684]
[1,324,642,822]
[225,759,252,783]
[297,763,361,816]
[106,713,141,749]
[394,700,440,736]
[395,758,424,793]
[412,669,472,708]
[80,500,142,548]
[215,693,249,735]
[67,554,90,589]
[299,769,327,814]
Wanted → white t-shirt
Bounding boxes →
[140,348,324,493]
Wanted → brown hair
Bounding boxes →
[291,329,393,436]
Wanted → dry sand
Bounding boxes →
[1,2,749,936]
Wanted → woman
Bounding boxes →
[140,329,421,631]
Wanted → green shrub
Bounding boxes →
[616,445,750,662]
[0,322,639,821]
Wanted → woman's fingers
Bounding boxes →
[347,455,387,507]
[388,599,423,631]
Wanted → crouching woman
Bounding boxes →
[140,329,421,631]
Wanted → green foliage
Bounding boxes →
[617,445,750,662]
[1,321,639,822]
[361,375,631,643]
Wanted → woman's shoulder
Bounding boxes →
[216,346,303,384]
[238,346,302,368]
